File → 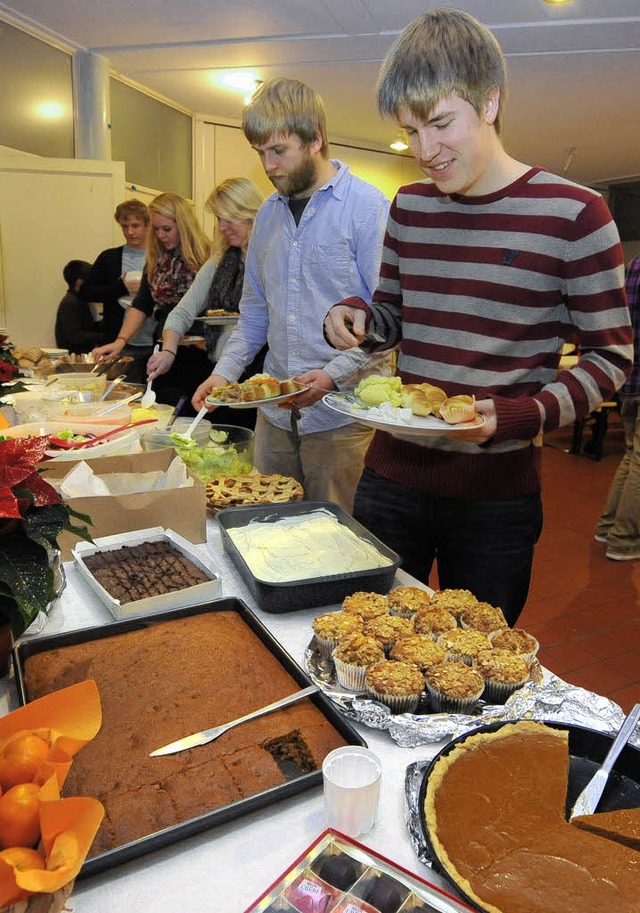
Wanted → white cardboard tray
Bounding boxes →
[72,526,222,620]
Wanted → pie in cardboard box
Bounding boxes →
[0,681,104,911]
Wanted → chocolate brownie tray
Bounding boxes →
[72,526,223,619]
[13,598,365,878]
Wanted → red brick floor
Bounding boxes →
[517,417,640,712]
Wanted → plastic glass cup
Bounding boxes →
[322,746,382,837]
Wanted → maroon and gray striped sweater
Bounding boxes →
[347,167,632,500]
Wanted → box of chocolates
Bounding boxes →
[244,829,474,913]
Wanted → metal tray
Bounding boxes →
[13,597,366,879]
[417,721,640,912]
[217,500,401,613]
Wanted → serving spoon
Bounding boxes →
[140,344,159,407]
[170,405,209,446]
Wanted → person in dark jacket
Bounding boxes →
[55,260,104,354]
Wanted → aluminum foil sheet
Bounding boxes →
[304,638,635,750]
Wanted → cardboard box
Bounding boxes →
[45,449,207,559]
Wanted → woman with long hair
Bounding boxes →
[143,178,264,417]
[146,178,264,381]
[92,192,210,403]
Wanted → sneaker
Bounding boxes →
[605,548,640,561]
[594,532,609,544]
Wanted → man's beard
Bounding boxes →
[269,151,317,198]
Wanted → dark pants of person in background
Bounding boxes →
[353,468,543,626]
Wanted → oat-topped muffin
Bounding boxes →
[428,588,478,618]
[425,661,484,713]
[365,659,425,713]
[312,611,363,658]
[341,591,389,619]
[390,635,446,674]
[332,633,385,691]
[413,609,457,640]
[489,628,539,665]
[363,614,414,654]
[473,648,530,703]
[459,602,507,633]
[387,586,433,618]
[438,629,492,664]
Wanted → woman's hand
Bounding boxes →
[192,373,228,411]
[122,274,141,296]
[323,305,366,350]
[92,338,125,362]
[146,349,175,381]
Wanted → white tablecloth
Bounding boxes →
[1,521,456,913]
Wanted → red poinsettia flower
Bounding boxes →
[0,361,18,384]
[0,437,60,519]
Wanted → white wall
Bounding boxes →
[0,155,125,346]
[194,121,424,234]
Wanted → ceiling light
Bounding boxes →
[223,72,259,93]
[390,132,409,152]
[543,1,572,5]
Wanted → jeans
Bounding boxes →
[596,394,640,552]
[354,468,543,626]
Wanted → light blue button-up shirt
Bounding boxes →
[214,160,392,433]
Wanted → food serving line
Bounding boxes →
[0,518,458,913]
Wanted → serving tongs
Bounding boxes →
[150,684,319,757]
[47,418,158,451]
[92,354,127,376]
[569,702,640,818]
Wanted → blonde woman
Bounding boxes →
[146,177,264,382]
[92,191,210,368]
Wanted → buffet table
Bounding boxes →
[0,519,458,913]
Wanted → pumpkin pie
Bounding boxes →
[424,721,640,913]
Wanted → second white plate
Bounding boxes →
[323,392,484,438]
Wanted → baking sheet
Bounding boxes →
[323,392,484,437]
[13,598,365,879]
[414,721,640,910]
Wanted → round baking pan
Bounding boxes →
[417,720,640,912]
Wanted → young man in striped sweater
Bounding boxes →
[324,9,632,625]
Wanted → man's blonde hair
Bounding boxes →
[243,77,329,156]
[377,9,507,134]
[206,177,264,261]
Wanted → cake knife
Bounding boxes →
[569,702,640,819]
[149,684,320,757]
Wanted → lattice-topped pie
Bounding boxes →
[205,473,304,510]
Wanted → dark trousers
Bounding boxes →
[353,468,543,626]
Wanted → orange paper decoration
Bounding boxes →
[0,681,104,909]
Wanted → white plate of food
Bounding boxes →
[198,313,240,326]
[206,376,308,409]
[322,392,484,437]
[206,388,307,409]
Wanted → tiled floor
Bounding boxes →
[518,417,640,712]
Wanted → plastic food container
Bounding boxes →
[48,399,134,424]
[141,417,213,451]
[46,372,108,396]
[218,500,401,613]
[174,424,255,482]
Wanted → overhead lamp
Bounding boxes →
[389,132,409,152]
[543,0,572,5]
[35,101,64,119]
[223,72,259,92]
